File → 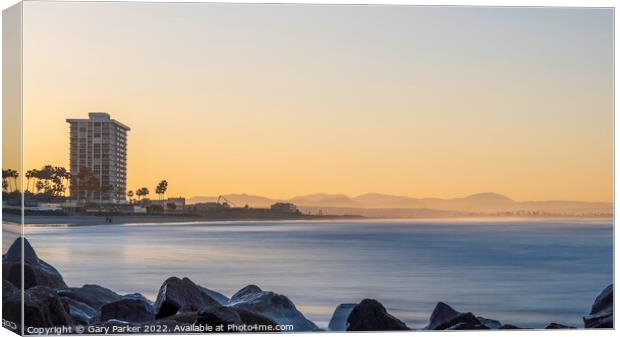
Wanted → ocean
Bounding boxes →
[16,218,613,329]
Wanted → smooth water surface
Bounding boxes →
[22,218,612,329]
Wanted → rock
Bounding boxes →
[196,306,243,328]
[2,280,21,332]
[228,284,320,331]
[499,324,522,329]
[447,322,490,330]
[426,302,505,330]
[5,286,72,328]
[195,306,279,332]
[197,285,230,305]
[426,302,459,330]
[156,312,199,324]
[477,316,502,329]
[328,303,356,331]
[584,284,613,328]
[58,284,124,310]
[545,323,575,329]
[230,285,262,301]
[235,308,280,327]
[61,297,97,324]
[3,237,39,264]
[99,298,155,323]
[3,239,67,289]
[153,277,220,319]
[346,299,409,331]
[433,312,483,330]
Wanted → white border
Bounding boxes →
[0,1,617,337]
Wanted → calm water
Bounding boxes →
[18,218,613,329]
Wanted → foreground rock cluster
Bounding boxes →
[2,238,614,333]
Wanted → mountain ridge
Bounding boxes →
[188,192,611,215]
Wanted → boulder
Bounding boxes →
[425,302,459,330]
[5,286,73,328]
[3,238,66,289]
[195,306,279,332]
[545,323,575,329]
[499,324,522,329]
[153,277,220,319]
[477,316,502,329]
[228,284,320,331]
[196,306,243,328]
[99,298,155,323]
[235,308,280,327]
[197,285,230,305]
[61,297,97,325]
[57,284,124,310]
[2,280,22,332]
[3,237,38,263]
[426,302,505,330]
[346,299,409,331]
[448,322,490,330]
[433,312,483,330]
[328,303,356,331]
[584,284,613,329]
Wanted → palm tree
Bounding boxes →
[155,180,168,201]
[2,169,10,192]
[3,169,19,192]
[53,167,69,196]
[127,190,134,204]
[25,170,33,193]
[74,167,100,202]
[135,187,149,201]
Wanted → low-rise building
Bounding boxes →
[271,202,298,214]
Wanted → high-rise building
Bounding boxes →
[66,112,130,204]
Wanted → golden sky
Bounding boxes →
[21,3,613,202]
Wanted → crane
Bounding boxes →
[217,195,236,208]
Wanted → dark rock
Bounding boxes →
[584,284,613,329]
[447,322,490,330]
[229,284,320,331]
[61,297,97,325]
[3,238,67,290]
[499,324,522,329]
[231,285,262,301]
[100,298,155,323]
[477,316,502,329]
[3,237,38,263]
[434,312,482,330]
[2,280,22,332]
[196,306,243,328]
[328,303,356,331]
[426,302,459,330]
[235,308,280,327]
[58,284,123,310]
[153,277,220,319]
[195,306,279,332]
[426,302,506,330]
[545,323,575,329]
[198,285,230,305]
[5,286,73,328]
[346,299,409,331]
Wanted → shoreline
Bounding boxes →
[4,213,613,227]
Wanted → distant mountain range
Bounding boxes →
[188,192,612,217]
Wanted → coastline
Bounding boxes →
[6,213,613,227]
[5,213,363,226]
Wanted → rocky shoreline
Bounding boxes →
[2,238,613,334]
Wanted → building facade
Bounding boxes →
[66,113,130,204]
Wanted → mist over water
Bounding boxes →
[22,219,612,329]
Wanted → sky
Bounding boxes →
[21,2,613,202]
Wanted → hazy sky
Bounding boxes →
[22,3,613,202]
